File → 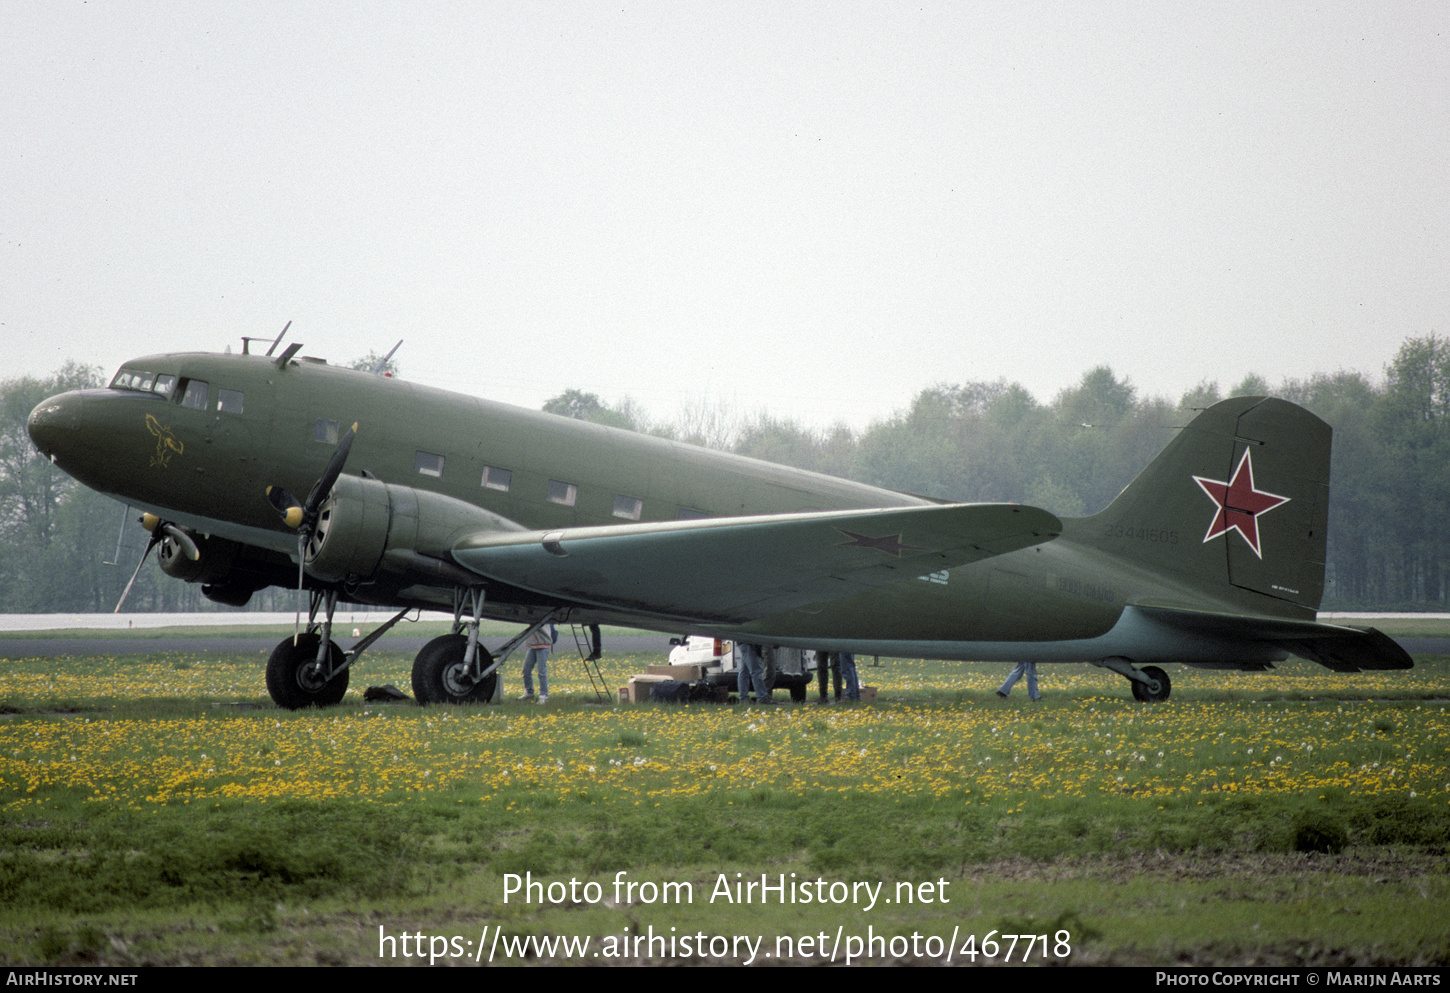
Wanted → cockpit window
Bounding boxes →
[217,388,244,414]
[109,369,198,406]
[111,369,153,391]
[180,380,208,409]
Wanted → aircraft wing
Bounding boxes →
[1133,604,1413,672]
[451,503,1061,624]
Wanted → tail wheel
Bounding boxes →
[1131,664,1171,703]
[413,633,497,705]
[266,634,348,709]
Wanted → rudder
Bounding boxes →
[1084,397,1331,612]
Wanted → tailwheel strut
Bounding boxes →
[1092,657,1172,703]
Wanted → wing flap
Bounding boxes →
[452,503,1061,624]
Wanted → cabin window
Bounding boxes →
[217,388,244,414]
[314,419,339,444]
[180,380,208,410]
[678,508,708,520]
[613,494,643,521]
[547,480,577,507]
[152,375,176,398]
[414,451,445,478]
[481,466,512,492]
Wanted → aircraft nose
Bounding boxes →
[26,389,116,480]
[28,387,195,505]
[26,392,83,460]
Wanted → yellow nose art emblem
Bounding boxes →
[145,414,184,468]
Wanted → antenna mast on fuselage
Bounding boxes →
[370,340,404,376]
[240,320,292,356]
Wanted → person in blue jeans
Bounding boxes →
[520,623,554,704]
[838,651,860,701]
[736,642,771,704]
[997,661,1039,701]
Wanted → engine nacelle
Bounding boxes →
[154,527,291,606]
[158,529,240,585]
[304,474,523,584]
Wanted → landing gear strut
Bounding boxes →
[1093,657,1172,703]
[413,587,500,705]
[410,588,564,706]
[413,634,497,704]
[265,589,411,709]
[267,633,348,708]
[1130,665,1171,703]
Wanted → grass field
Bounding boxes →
[0,643,1446,966]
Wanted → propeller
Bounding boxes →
[266,423,358,640]
[114,514,199,612]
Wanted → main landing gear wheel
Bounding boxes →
[1130,664,1171,703]
[412,633,497,705]
[266,634,348,709]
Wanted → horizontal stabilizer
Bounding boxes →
[452,503,1061,624]
[1135,604,1412,672]
[1277,626,1413,673]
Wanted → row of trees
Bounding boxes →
[3,336,1447,611]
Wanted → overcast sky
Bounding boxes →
[4,2,1445,430]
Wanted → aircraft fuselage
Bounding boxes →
[24,350,1316,668]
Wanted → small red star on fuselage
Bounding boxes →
[1192,450,1290,559]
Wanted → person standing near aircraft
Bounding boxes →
[520,623,554,704]
[736,642,772,704]
[997,661,1039,701]
[838,651,860,701]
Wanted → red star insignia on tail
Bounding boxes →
[1192,450,1290,559]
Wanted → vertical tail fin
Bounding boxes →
[1084,397,1331,612]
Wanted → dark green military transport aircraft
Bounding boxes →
[26,337,1410,708]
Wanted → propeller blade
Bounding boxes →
[114,530,162,613]
[267,422,357,534]
[302,422,357,526]
[294,533,306,645]
[262,423,357,644]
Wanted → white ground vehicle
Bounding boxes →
[666,636,816,702]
